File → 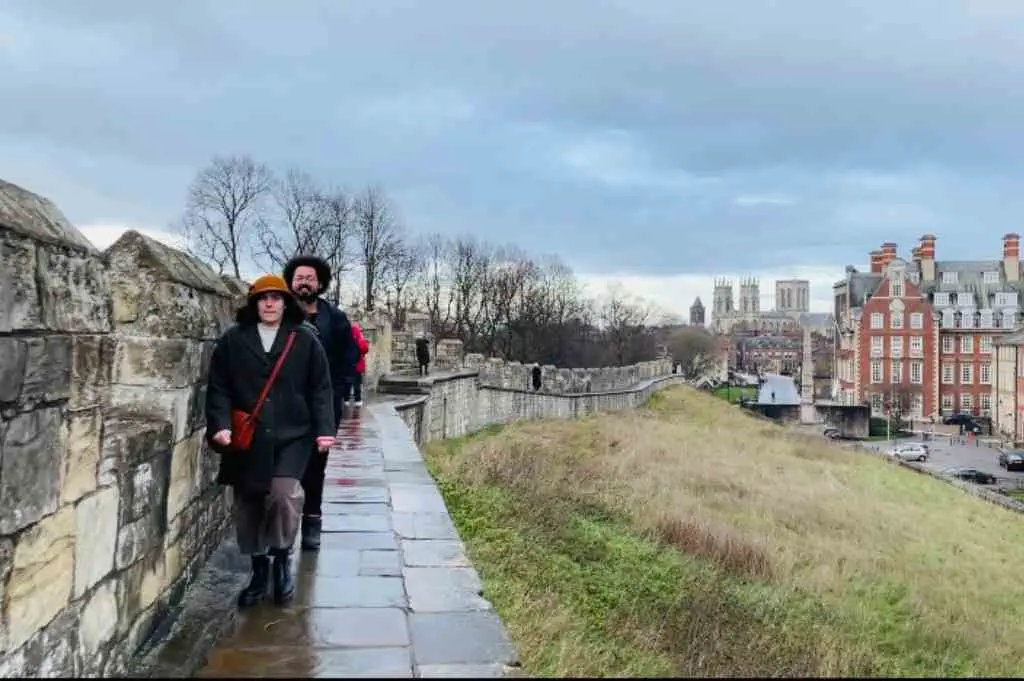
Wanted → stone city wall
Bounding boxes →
[0,180,244,677]
[464,354,672,394]
[384,358,679,444]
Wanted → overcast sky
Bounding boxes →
[3,0,1023,315]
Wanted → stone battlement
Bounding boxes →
[0,179,243,676]
[464,354,672,393]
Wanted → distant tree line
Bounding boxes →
[175,154,716,369]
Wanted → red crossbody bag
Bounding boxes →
[229,331,296,452]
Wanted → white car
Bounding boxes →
[887,443,929,462]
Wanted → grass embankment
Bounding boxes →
[424,385,1024,678]
[711,384,756,403]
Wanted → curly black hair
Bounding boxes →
[283,255,332,294]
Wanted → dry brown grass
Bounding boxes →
[429,385,1024,677]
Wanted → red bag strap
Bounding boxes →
[250,331,296,421]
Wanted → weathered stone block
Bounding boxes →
[0,229,42,332]
[166,431,204,522]
[112,336,204,389]
[0,536,12,653]
[36,247,111,333]
[109,385,192,443]
[61,408,102,505]
[79,579,118,657]
[6,506,75,650]
[20,335,72,403]
[119,455,171,528]
[97,412,174,489]
[74,485,120,598]
[70,334,113,411]
[0,337,28,403]
[0,407,63,535]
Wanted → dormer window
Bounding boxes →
[890,274,904,298]
[942,271,958,285]
[984,271,1000,284]
[934,292,950,306]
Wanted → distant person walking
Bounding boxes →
[531,363,542,391]
[282,255,359,552]
[415,335,431,376]
[348,321,371,406]
[205,274,336,608]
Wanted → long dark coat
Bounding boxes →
[205,318,335,495]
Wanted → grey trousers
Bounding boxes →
[233,477,305,555]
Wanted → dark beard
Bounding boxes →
[295,288,318,303]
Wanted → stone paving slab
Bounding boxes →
[193,404,518,678]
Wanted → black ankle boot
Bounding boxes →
[300,515,322,552]
[237,554,270,608]
[269,548,295,605]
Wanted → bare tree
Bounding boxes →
[179,155,272,278]
[256,168,332,269]
[353,186,401,311]
[598,283,654,365]
[667,326,720,379]
[381,240,422,327]
[317,188,354,305]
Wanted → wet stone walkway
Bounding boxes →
[195,404,517,678]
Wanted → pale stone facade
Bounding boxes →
[0,180,244,676]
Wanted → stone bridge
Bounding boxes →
[0,179,678,677]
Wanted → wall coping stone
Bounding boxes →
[0,179,98,253]
[104,230,235,296]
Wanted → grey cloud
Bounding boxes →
[1,0,1023,277]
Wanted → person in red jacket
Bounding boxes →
[348,322,371,407]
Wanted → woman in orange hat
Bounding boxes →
[205,274,336,607]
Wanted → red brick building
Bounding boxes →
[834,234,1022,419]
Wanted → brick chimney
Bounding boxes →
[880,242,898,268]
[870,250,884,274]
[919,234,936,282]
[911,246,921,264]
[1004,233,1020,282]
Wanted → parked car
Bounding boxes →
[942,467,998,485]
[942,413,984,434]
[888,443,929,462]
[823,427,841,440]
[998,450,1024,471]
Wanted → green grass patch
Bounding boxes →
[711,385,757,403]
[423,392,1023,677]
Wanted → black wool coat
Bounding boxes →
[205,320,335,495]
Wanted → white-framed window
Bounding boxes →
[910,312,924,329]
[942,309,955,328]
[891,276,904,298]
[934,292,950,306]
[891,359,902,383]
[870,392,884,413]
[961,393,973,411]
[891,336,903,357]
[980,362,991,384]
[980,310,994,328]
[870,313,885,329]
[942,270,958,285]
[911,361,923,384]
[942,336,954,354]
[1004,311,1016,329]
[870,360,883,384]
[960,336,974,354]
[960,363,973,384]
[911,393,923,416]
[984,271,1000,284]
[981,393,992,414]
[980,336,993,354]
[891,312,904,329]
[996,292,1019,307]
[942,363,955,384]
[870,336,883,356]
[941,393,954,412]
[909,336,923,357]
